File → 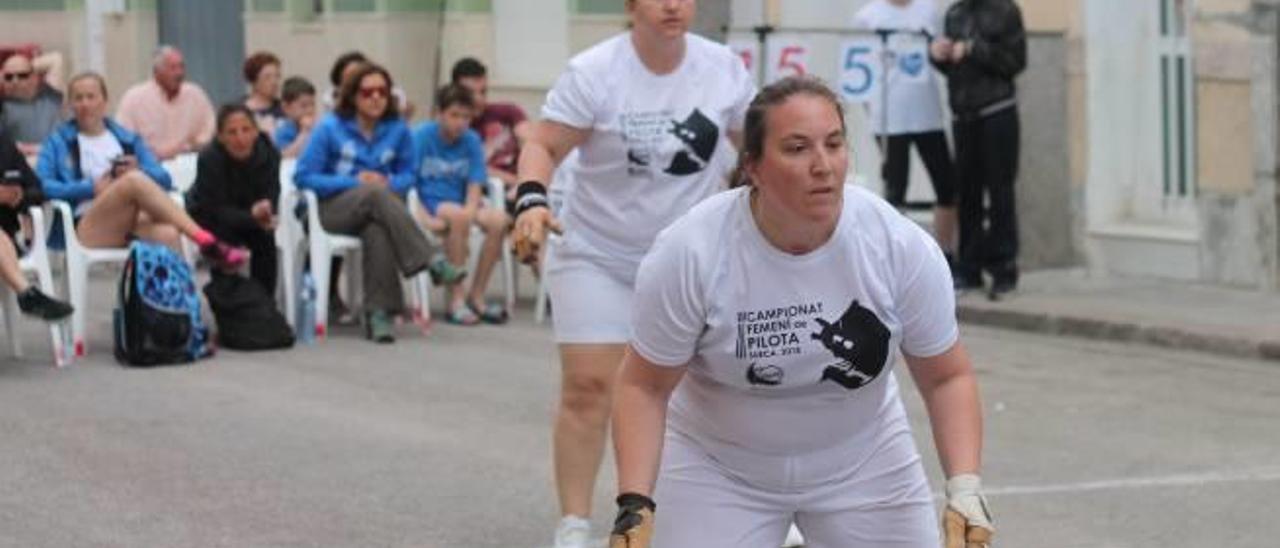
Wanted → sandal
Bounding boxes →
[444,306,480,326]
[469,301,509,325]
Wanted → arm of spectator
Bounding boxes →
[32,51,65,92]
[388,129,419,195]
[34,139,94,202]
[134,140,173,189]
[295,122,358,197]
[965,6,1026,78]
[277,122,310,159]
[191,87,217,150]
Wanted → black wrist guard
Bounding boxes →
[514,181,549,216]
[612,493,656,535]
[616,493,656,512]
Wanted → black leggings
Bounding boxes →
[953,107,1020,279]
[880,130,956,207]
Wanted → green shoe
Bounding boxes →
[427,256,467,286]
[366,309,395,343]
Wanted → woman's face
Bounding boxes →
[218,112,260,161]
[354,72,390,121]
[253,62,281,99]
[69,78,107,125]
[748,93,848,227]
[628,0,694,41]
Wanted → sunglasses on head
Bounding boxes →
[2,71,33,82]
[358,86,389,99]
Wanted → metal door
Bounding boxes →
[157,0,246,105]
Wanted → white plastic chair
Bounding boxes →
[405,177,515,319]
[302,189,364,339]
[162,153,199,194]
[275,159,303,328]
[2,206,71,367]
[47,201,131,358]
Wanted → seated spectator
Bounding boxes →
[187,105,280,293]
[35,72,245,269]
[411,84,511,325]
[322,51,415,120]
[296,63,460,343]
[115,45,215,160]
[240,51,285,140]
[0,128,72,320]
[274,76,317,158]
[450,57,528,188]
[1,52,64,156]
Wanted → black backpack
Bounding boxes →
[203,274,295,351]
[113,241,212,367]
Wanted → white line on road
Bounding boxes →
[979,466,1280,498]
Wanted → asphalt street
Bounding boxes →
[2,290,1278,547]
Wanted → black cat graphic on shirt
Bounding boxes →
[664,108,718,176]
[812,299,891,391]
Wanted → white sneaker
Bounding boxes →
[554,515,593,548]
[782,523,805,547]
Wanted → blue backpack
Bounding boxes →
[113,241,212,366]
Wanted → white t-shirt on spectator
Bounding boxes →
[630,185,958,457]
[854,0,947,135]
[77,131,124,182]
[541,32,756,277]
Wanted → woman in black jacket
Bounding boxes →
[187,104,280,292]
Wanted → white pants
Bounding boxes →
[652,426,940,547]
[546,244,636,344]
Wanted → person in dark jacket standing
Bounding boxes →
[0,128,73,320]
[187,104,280,293]
[930,0,1026,299]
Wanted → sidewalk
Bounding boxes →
[956,269,1280,363]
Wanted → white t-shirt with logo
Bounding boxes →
[542,32,756,278]
[631,185,957,457]
[77,131,125,182]
[853,0,947,135]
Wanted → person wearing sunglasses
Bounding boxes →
[0,52,64,157]
[295,63,461,343]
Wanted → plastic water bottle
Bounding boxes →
[297,272,316,344]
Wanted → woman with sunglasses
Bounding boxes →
[295,63,460,343]
[510,1,756,546]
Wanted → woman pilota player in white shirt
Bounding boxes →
[605,77,994,548]
[510,1,755,546]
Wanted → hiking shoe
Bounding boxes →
[17,287,73,321]
[200,241,248,271]
[553,515,592,548]
[365,309,395,343]
[427,256,466,286]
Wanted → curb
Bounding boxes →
[956,305,1280,363]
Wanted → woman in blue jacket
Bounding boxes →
[36,72,246,269]
[295,63,458,343]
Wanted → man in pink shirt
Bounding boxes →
[115,45,215,160]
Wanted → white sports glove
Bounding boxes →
[943,474,994,548]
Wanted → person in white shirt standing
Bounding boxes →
[608,76,992,548]
[510,1,755,546]
[854,0,958,270]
